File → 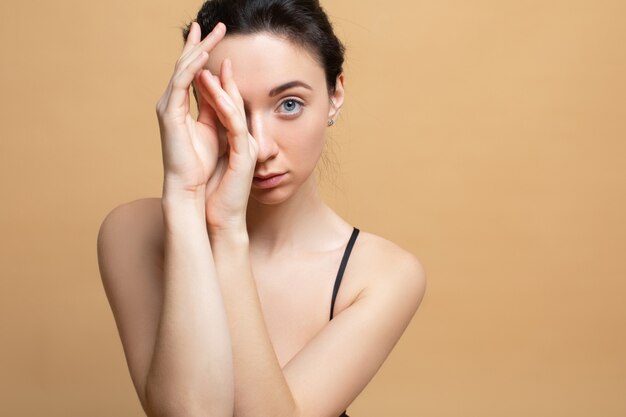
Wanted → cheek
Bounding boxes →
[286,111,326,169]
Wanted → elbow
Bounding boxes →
[143,382,172,417]
[144,379,233,417]
[288,398,301,417]
[143,380,190,417]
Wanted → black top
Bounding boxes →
[330,226,360,417]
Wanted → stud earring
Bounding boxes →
[327,119,335,126]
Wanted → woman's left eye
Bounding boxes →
[278,98,304,116]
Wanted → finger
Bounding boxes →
[159,21,226,115]
[194,72,229,157]
[165,50,209,112]
[220,58,246,118]
[196,72,230,155]
[195,72,227,129]
[160,22,225,115]
[175,22,225,75]
[218,60,253,158]
[181,21,201,56]
[202,70,250,155]
[193,71,218,125]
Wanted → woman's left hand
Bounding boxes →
[194,57,258,233]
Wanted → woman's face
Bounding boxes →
[200,32,344,204]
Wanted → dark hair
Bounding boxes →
[181,0,346,96]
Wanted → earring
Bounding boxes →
[327,119,335,126]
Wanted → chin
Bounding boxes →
[248,170,315,206]
[248,186,292,206]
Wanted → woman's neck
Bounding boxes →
[245,173,346,257]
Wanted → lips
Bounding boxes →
[253,172,284,179]
[252,172,286,189]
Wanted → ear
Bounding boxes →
[327,73,345,121]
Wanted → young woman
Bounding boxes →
[97,1,427,416]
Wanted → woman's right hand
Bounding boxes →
[156,21,227,196]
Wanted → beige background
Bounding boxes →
[1,0,625,415]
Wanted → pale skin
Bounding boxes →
[97,20,427,417]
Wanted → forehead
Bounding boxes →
[204,33,325,96]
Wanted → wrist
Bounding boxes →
[161,188,206,233]
[162,182,205,207]
[208,223,249,245]
[162,176,206,199]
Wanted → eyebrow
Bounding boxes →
[269,80,313,97]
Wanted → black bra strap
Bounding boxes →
[330,227,360,321]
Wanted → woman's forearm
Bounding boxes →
[208,226,298,417]
[144,193,234,417]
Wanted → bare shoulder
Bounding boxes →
[350,229,427,305]
[355,230,426,272]
[98,197,163,243]
[97,197,165,280]
[282,229,427,416]
[96,197,164,413]
[98,198,166,265]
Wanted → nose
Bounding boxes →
[248,112,279,163]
